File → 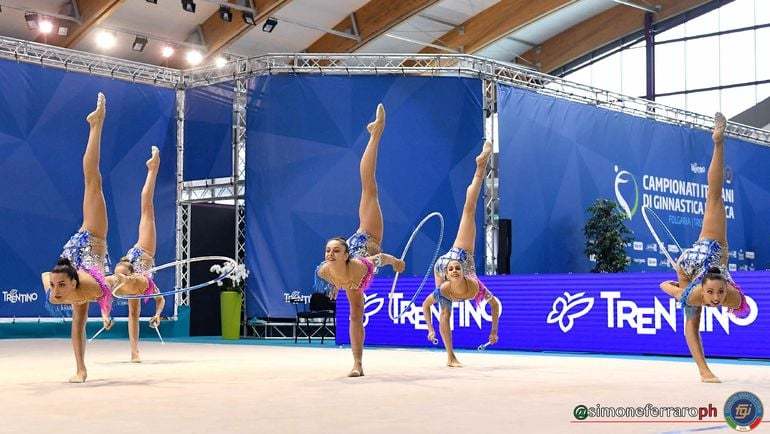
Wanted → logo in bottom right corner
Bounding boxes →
[725,391,763,431]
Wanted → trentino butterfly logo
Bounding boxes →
[546,291,595,333]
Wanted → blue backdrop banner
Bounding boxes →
[0,58,177,319]
[244,75,484,318]
[497,85,770,273]
[337,272,770,359]
[184,82,233,180]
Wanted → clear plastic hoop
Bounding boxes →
[388,212,445,321]
[112,256,238,300]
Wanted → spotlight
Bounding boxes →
[38,19,54,34]
[214,56,227,68]
[161,46,175,58]
[181,0,196,13]
[57,22,70,36]
[186,50,203,65]
[242,11,256,26]
[262,17,278,33]
[25,12,38,30]
[219,6,232,22]
[132,35,148,52]
[95,30,116,49]
[146,0,158,3]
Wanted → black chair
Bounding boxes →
[295,292,336,344]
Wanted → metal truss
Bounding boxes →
[232,77,248,336]
[174,90,190,308]
[180,178,244,203]
[0,35,180,88]
[183,54,770,146]
[482,79,499,275]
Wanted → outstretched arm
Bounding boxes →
[660,281,683,299]
[109,273,150,296]
[488,295,500,344]
[422,294,436,343]
[684,310,720,383]
[368,252,405,273]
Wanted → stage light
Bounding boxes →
[181,0,196,13]
[219,6,232,22]
[146,0,158,3]
[132,35,148,52]
[95,30,116,49]
[38,19,53,34]
[214,56,227,68]
[57,22,70,36]
[186,50,203,65]
[161,46,175,58]
[25,12,38,30]
[242,11,255,26]
[262,17,278,33]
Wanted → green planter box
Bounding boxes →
[220,291,242,340]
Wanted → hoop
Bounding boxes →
[388,212,445,321]
[641,206,684,268]
[112,256,238,300]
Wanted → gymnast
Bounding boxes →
[113,146,165,363]
[421,140,501,367]
[41,93,153,382]
[659,112,750,383]
[316,103,405,377]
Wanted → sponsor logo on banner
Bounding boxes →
[738,250,745,260]
[2,289,38,304]
[647,258,658,267]
[614,166,639,219]
[633,258,647,265]
[646,243,658,252]
[690,162,706,174]
[729,263,737,272]
[667,244,679,253]
[546,292,594,332]
[725,166,734,184]
[633,242,643,251]
[363,293,384,326]
[548,291,758,335]
[746,251,755,260]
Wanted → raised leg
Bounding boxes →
[346,288,365,377]
[69,303,89,383]
[128,299,141,362]
[136,146,159,257]
[357,104,385,245]
[452,141,492,251]
[80,93,108,240]
[698,113,727,246]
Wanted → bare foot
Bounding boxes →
[447,358,463,368]
[713,112,726,144]
[476,140,493,168]
[701,373,721,383]
[146,145,160,171]
[68,371,87,383]
[348,363,364,377]
[86,93,106,127]
[366,103,385,135]
[131,352,141,363]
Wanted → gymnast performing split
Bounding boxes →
[658,113,750,383]
[112,146,165,363]
[42,93,154,382]
[315,103,405,377]
[422,141,501,367]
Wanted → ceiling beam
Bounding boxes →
[419,0,577,55]
[39,0,126,48]
[199,0,292,58]
[518,0,712,74]
[306,0,440,53]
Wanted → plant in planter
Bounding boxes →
[210,262,250,339]
[584,199,633,273]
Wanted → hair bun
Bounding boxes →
[706,266,721,274]
[56,257,73,267]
